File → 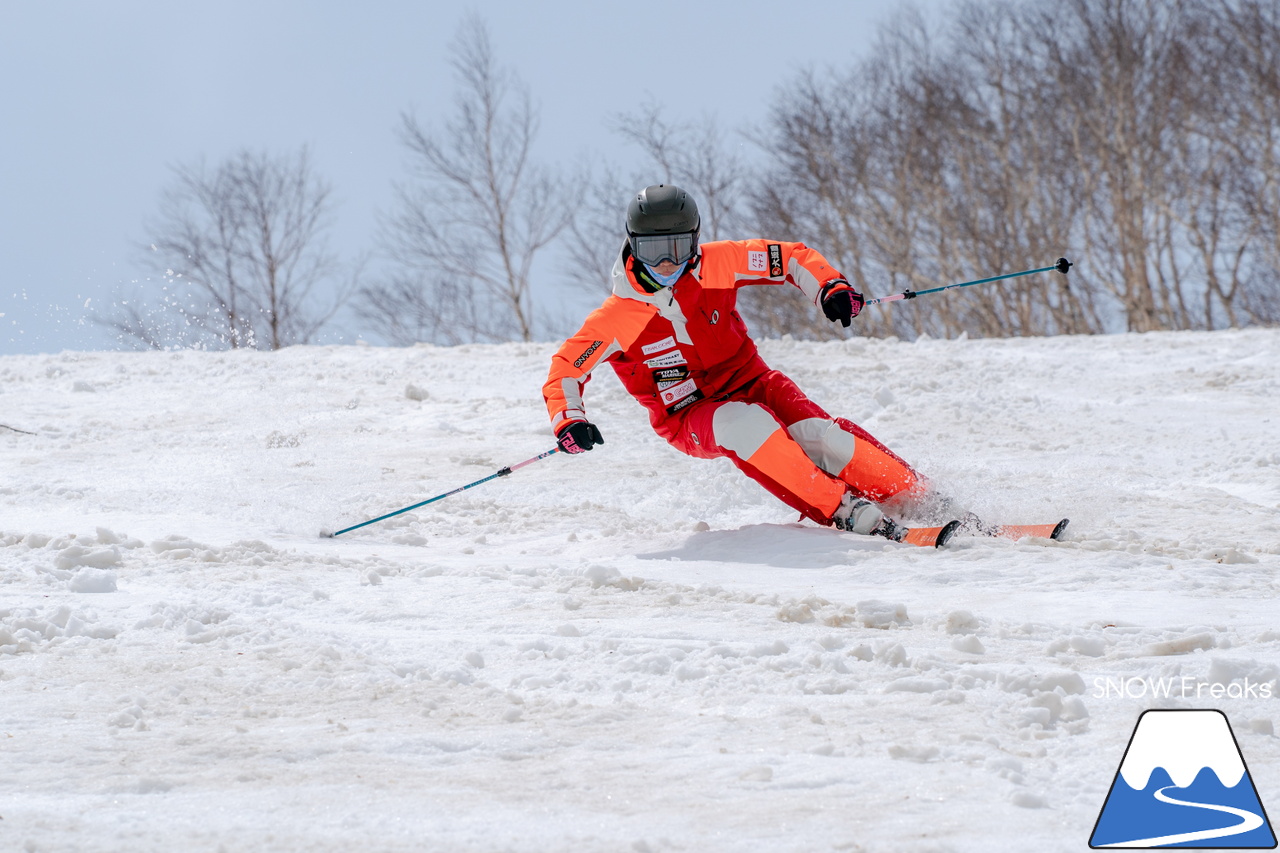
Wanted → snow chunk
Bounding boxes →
[1010,791,1048,809]
[952,635,985,654]
[887,744,939,762]
[1070,635,1106,657]
[96,527,124,545]
[405,383,429,401]
[884,677,950,694]
[945,609,980,635]
[856,600,910,629]
[1144,632,1216,656]
[579,564,642,590]
[748,640,789,658]
[55,544,121,570]
[150,535,209,555]
[738,766,773,782]
[1205,548,1258,564]
[68,568,117,593]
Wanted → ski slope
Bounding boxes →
[2,329,1278,852]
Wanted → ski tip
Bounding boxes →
[1050,518,1070,540]
[934,519,963,548]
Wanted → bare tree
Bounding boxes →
[360,16,572,345]
[612,104,749,242]
[563,167,637,297]
[101,148,346,350]
[751,0,1280,340]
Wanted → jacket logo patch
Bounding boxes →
[748,251,767,272]
[768,244,783,277]
[666,389,705,415]
[573,340,603,368]
[659,377,698,406]
[710,310,720,325]
[641,335,678,356]
[653,365,689,390]
[645,350,687,369]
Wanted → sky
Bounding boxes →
[0,0,951,355]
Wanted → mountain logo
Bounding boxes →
[1090,709,1276,848]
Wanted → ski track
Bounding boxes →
[1,330,1278,852]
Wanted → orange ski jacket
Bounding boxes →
[544,239,844,441]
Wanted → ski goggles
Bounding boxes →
[631,231,698,267]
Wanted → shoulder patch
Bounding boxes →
[768,244,783,277]
[748,250,767,272]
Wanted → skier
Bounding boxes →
[542,184,931,540]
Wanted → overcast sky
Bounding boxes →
[0,0,950,354]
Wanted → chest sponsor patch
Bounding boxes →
[768,244,783,277]
[641,335,678,356]
[658,377,698,406]
[645,349,687,369]
[665,389,705,415]
[652,365,689,390]
[748,250,767,272]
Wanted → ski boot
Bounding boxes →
[832,496,908,542]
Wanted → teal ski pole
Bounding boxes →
[322,447,560,538]
[866,258,1072,305]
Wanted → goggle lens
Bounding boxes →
[632,232,696,266]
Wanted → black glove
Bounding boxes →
[819,278,865,328]
[556,421,604,454]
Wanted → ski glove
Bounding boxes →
[556,420,604,454]
[819,278,865,327]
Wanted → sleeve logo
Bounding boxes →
[748,250,767,272]
[768,244,784,277]
[573,340,603,368]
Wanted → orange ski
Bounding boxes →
[988,520,1070,541]
[900,521,962,548]
[887,518,1068,548]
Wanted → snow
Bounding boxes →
[1,329,1278,852]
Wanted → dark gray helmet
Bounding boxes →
[627,185,700,266]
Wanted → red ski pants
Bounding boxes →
[664,370,922,525]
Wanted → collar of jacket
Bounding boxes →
[611,241,703,303]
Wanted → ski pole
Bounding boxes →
[866,257,1072,305]
[322,447,560,538]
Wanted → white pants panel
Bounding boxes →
[787,416,855,475]
[711,401,780,459]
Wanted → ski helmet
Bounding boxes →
[627,184,700,266]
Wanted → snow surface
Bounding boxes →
[2,330,1278,852]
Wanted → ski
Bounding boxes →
[876,518,1068,548]
[866,518,962,548]
[954,517,1070,543]
[986,519,1070,541]
[902,520,962,548]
